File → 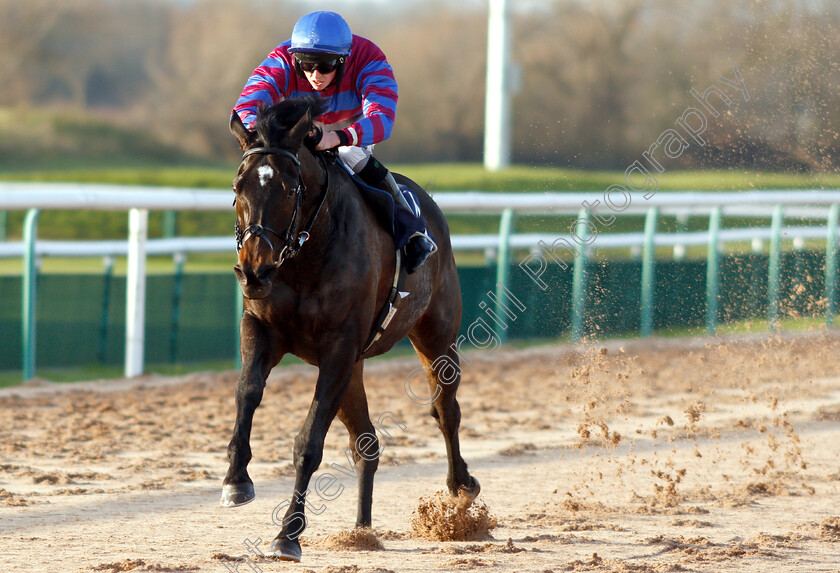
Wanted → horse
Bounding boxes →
[222,95,480,562]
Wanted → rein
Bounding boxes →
[235,146,330,267]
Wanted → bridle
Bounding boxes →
[234,146,330,267]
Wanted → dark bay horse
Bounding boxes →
[222,96,480,561]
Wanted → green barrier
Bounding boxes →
[98,257,115,363]
[587,260,642,335]
[655,260,706,330]
[0,249,834,373]
[170,254,185,362]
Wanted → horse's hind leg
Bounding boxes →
[409,333,480,499]
[335,361,379,528]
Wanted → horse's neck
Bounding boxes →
[303,162,379,263]
[326,164,379,230]
[290,157,348,259]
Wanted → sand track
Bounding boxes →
[2,329,840,572]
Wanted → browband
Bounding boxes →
[242,147,300,166]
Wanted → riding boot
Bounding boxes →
[358,158,437,274]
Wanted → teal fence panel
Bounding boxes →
[0,248,833,372]
[0,277,22,368]
[654,260,707,330]
[144,274,237,364]
[458,266,499,334]
[35,274,113,367]
[586,260,642,337]
[505,259,573,340]
[778,250,825,317]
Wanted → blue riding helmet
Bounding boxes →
[289,11,352,57]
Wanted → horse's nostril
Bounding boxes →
[234,264,259,288]
[256,265,278,285]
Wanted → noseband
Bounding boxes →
[235,146,330,267]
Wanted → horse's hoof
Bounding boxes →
[460,476,481,501]
[220,483,255,507]
[268,536,302,562]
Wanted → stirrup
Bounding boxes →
[405,231,437,274]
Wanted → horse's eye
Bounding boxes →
[232,175,244,194]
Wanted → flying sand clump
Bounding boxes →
[411,490,496,541]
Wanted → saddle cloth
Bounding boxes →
[337,160,433,250]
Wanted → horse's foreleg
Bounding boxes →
[269,349,356,562]
[335,361,379,528]
[221,313,276,507]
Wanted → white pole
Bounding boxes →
[125,208,148,378]
[484,0,512,171]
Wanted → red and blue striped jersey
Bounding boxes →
[233,35,398,147]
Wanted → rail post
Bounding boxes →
[767,204,784,330]
[170,252,186,363]
[641,207,658,337]
[494,208,516,343]
[22,209,40,381]
[98,256,115,363]
[125,208,148,378]
[705,207,721,335]
[163,210,178,238]
[826,203,839,326]
[673,211,688,261]
[570,208,590,342]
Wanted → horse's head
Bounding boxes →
[230,97,326,299]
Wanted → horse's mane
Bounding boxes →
[253,95,329,146]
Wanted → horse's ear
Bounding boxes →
[288,108,312,147]
[230,112,254,152]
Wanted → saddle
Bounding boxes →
[336,159,432,250]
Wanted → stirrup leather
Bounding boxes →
[361,249,408,355]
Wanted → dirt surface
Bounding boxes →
[3,329,840,572]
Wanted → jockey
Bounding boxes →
[233,10,436,273]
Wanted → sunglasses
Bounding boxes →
[297,58,339,74]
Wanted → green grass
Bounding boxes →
[4,163,840,191]
[401,165,840,193]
